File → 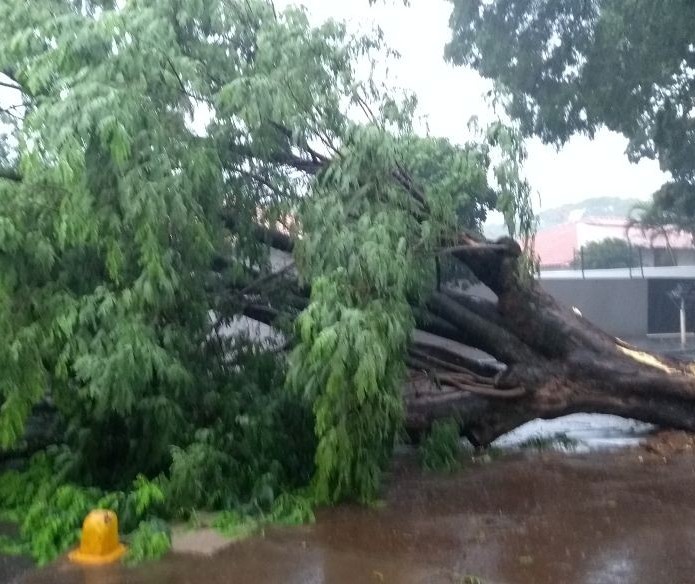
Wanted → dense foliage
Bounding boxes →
[0,451,170,564]
[0,0,375,521]
[571,238,639,270]
[446,0,695,235]
[0,0,533,562]
[286,127,502,502]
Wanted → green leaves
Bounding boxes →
[289,126,429,502]
[0,452,95,565]
[123,519,171,565]
[446,0,695,236]
[131,475,166,518]
[572,238,640,270]
[0,452,174,565]
[289,267,410,502]
[0,322,47,448]
[420,418,463,473]
[486,122,536,247]
[284,69,519,502]
[0,0,222,447]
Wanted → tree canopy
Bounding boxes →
[571,238,638,270]
[446,0,695,235]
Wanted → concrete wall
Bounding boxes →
[676,248,695,266]
[540,278,649,338]
[646,247,695,267]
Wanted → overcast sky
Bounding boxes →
[1,0,669,214]
[279,0,668,212]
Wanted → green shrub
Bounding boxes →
[212,491,315,542]
[0,344,317,565]
[420,418,463,473]
[0,455,169,565]
[268,492,315,526]
[163,342,315,517]
[212,511,260,540]
[123,519,171,565]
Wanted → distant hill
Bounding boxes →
[483,196,642,239]
[537,196,641,230]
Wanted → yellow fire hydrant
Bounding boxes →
[68,510,127,565]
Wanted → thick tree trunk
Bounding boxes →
[407,320,695,446]
[404,240,695,446]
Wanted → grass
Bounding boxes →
[211,492,315,541]
[420,419,463,473]
[212,511,261,540]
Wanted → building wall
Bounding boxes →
[576,222,623,247]
[539,278,649,338]
[675,248,695,266]
[535,218,695,269]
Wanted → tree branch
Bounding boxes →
[238,262,295,296]
[440,243,515,255]
[240,303,281,326]
[0,80,21,91]
[427,291,538,365]
[220,212,295,253]
[0,167,21,182]
[440,290,502,326]
[411,334,504,378]
[436,375,526,399]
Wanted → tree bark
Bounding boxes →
[404,239,695,446]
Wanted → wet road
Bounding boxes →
[15,447,695,584]
[0,522,32,584]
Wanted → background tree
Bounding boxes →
[445,0,695,235]
[571,238,639,270]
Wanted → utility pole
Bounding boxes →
[638,247,645,279]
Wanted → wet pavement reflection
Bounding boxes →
[17,445,695,584]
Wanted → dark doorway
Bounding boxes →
[648,279,695,333]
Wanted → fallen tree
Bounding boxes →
[409,247,695,446]
[2,0,695,510]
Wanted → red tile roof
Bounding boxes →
[533,223,579,268]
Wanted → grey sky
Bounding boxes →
[1,0,669,214]
[280,0,668,211]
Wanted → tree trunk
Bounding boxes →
[405,240,695,446]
